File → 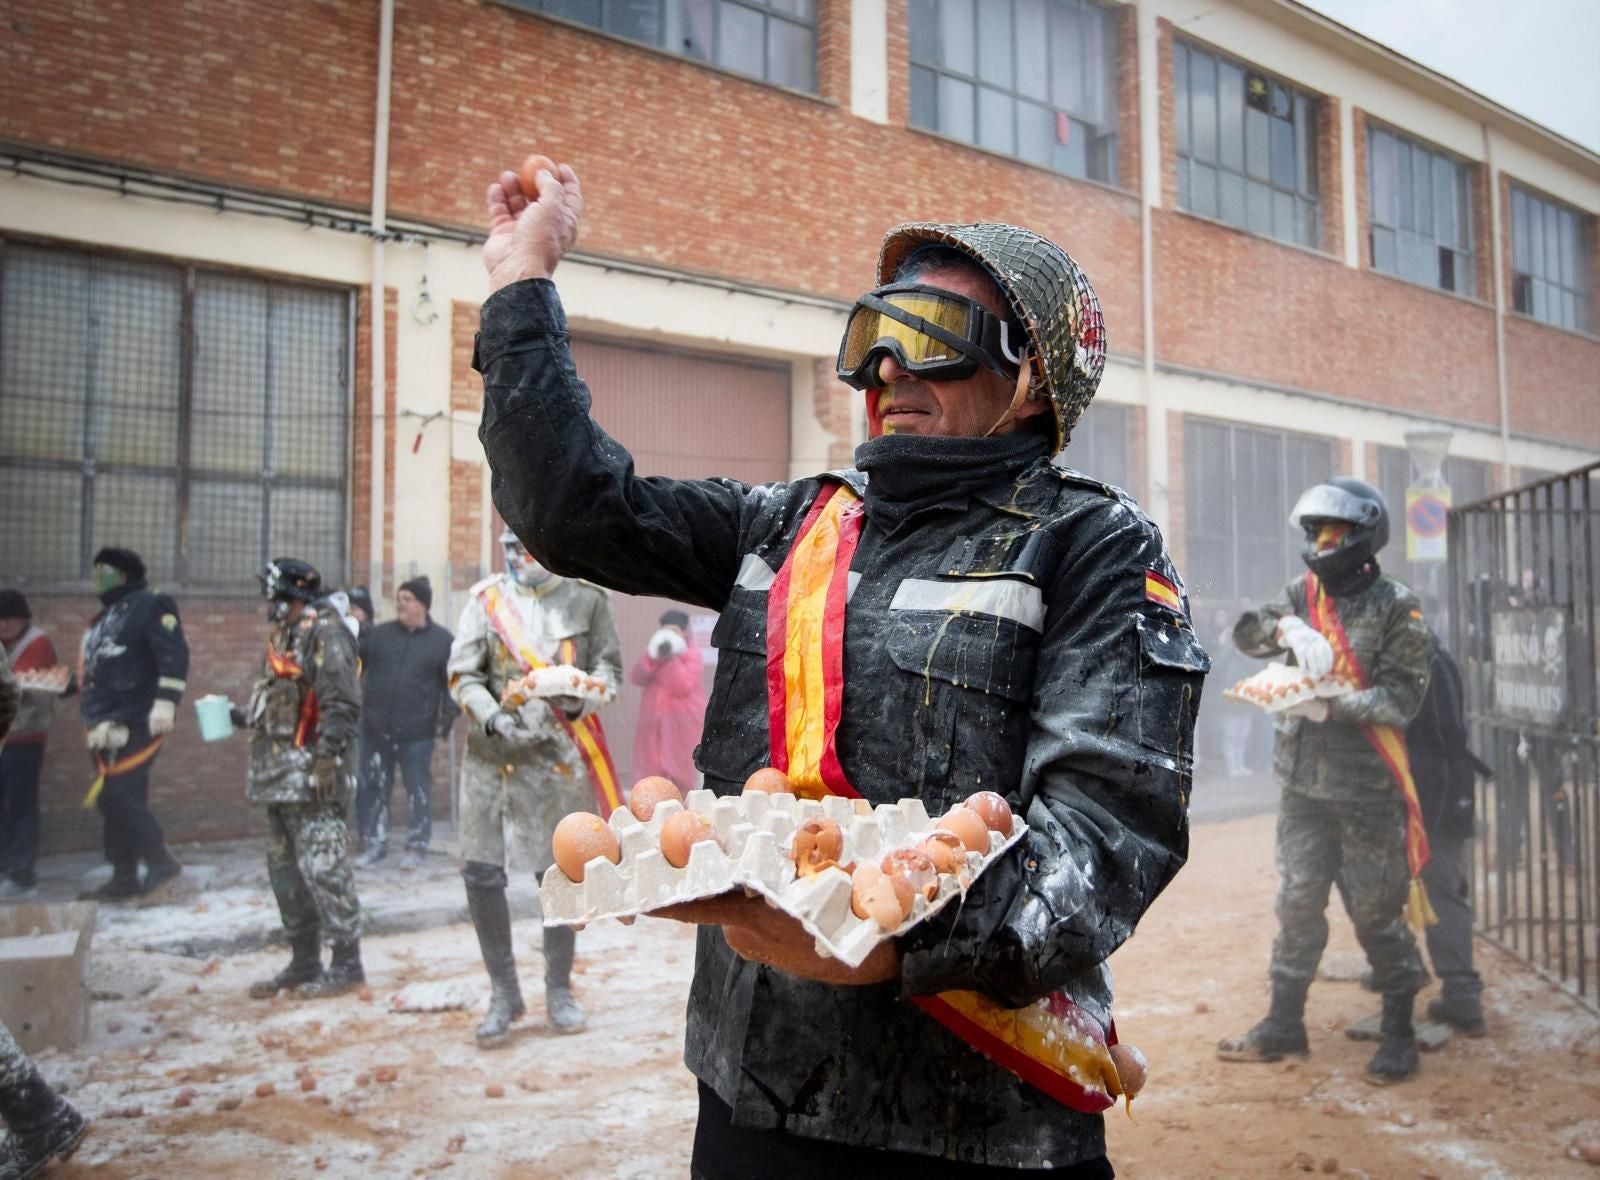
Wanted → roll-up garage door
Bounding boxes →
[568,336,791,787]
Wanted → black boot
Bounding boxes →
[467,883,525,1047]
[248,930,323,999]
[1217,978,1310,1062]
[84,871,142,902]
[0,1063,88,1180]
[140,847,184,895]
[295,939,364,999]
[543,925,586,1034]
[1366,991,1420,1084]
[1427,993,1487,1037]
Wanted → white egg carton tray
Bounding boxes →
[538,789,1026,969]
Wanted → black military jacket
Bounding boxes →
[80,579,190,726]
[477,280,1206,1168]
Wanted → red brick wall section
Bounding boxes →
[1153,208,1501,426]
[1159,19,1178,210]
[1504,316,1600,445]
[885,0,909,129]
[0,1,379,206]
[351,288,399,576]
[810,358,859,469]
[29,596,269,857]
[1317,96,1343,258]
[1470,154,1493,302]
[450,301,485,583]
[815,0,851,108]
[1114,5,1140,196]
[1352,109,1369,266]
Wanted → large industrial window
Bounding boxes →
[1175,41,1320,250]
[1368,126,1475,295]
[508,0,817,93]
[1183,418,1334,604]
[1511,185,1593,333]
[909,0,1118,184]
[0,242,350,591]
[1058,401,1131,492]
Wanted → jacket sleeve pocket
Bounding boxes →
[1135,617,1209,757]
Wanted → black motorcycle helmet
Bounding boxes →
[259,558,323,620]
[1289,477,1389,583]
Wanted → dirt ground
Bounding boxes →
[23,811,1600,1180]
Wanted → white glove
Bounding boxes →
[1284,698,1332,723]
[148,699,177,735]
[86,720,130,751]
[1275,616,1334,680]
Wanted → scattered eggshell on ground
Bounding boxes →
[255,1081,276,1098]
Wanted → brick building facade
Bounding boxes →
[2,0,1596,851]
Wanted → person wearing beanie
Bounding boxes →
[354,576,457,868]
[78,547,188,901]
[1,590,67,897]
[346,585,376,626]
[628,608,706,792]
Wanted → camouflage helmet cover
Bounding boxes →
[876,222,1105,450]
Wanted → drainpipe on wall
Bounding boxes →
[1484,122,1512,490]
[369,0,395,579]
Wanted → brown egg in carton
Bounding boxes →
[1223,661,1354,715]
[538,782,1027,969]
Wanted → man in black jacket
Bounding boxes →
[1408,629,1489,1035]
[78,546,188,900]
[355,576,456,867]
[472,159,1205,1176]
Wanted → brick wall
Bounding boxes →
[449,300,485,583]
[351,288,399,575]
[810,358,860,470]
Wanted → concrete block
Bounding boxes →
[0,901,96,1054]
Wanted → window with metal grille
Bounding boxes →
[1368,126,1475,295]
[1510,185,1594,333]
[505,0,817,92]
[908,0,1118,184]
[1175,41,1320,250]
[1057,400,1131,491]
[0,241,350,592]
[1183,418,1334,603]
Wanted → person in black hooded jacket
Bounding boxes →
[78,546,188,899]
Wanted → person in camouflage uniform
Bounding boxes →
[0,663,89,1178]
[449,530,621,1044]
[1218,477,1430,1084]
[235,558,367,1001]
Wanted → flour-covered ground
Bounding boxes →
[13,814,1600,1179]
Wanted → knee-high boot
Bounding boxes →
[467,882,525,1046]
[543,924,586,1034]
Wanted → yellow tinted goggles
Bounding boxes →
[836,284,1021,389]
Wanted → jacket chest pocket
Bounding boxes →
[881,586,1040,809]
[695,591,771,784]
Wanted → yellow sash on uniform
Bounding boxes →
[478,583,623,819]
[765,481,1122,1114]
[1304,573,1437,929]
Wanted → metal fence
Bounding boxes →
[1449,462,1599,1010]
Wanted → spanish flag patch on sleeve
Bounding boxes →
[1144,568,1183,613]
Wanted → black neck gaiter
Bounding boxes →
[855,431,1050,531]
[1321,560,1381,597]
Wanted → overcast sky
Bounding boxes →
[1301,0,1600,153]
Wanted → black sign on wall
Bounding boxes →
[1490,607,1567,727]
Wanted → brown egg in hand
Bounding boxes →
[629,776,683,822]
[964,790,1014,835]
[743,767,793,795]
[935,805,990,853]
[516,154,558,198]
[659,810,720,869]
[551,812,621,882]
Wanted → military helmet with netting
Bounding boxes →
[877,222,1105,451]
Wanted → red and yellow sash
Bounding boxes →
[478,583,623,818]
[764,481,1121,1114]
[266,642,321,748]
[83,736,165,809]
[1304,573,1437,929]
